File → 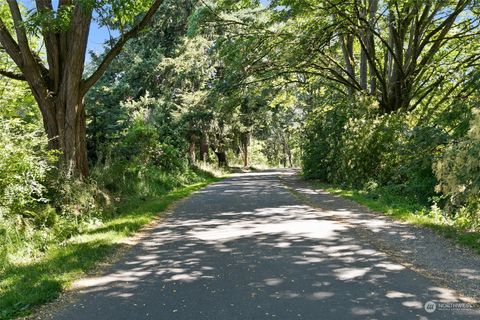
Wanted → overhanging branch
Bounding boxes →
[82,0,165,93]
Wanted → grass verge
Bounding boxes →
[0,176,220,320]
[314,182,480,254]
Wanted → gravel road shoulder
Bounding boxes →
[280,172,480,301]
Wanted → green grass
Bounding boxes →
[0,178,219,320]
[314,182,480,254]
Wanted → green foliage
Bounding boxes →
[0,118,57,265]
[0,119,54,216]
[23,0,165,35]
[25,5,75,34]
[86,0,197,164]
[301,98,350,181]
[301,97,446,203]
[435,110,480,227]
[102,95,188,172]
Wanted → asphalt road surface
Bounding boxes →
[51,170,479,320]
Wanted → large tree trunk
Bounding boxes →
[38,88,89,177]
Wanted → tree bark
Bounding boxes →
[199,134,209,163]
[33,84,89,176]
[188,133,197,165]
[340,34,356,97]
[359,3,368,90]
[214,150,228,167]
[241,132,250,167]
[367,0,378,95]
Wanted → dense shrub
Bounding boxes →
[0,119,54,217]
[302,102,350,180]
[301,99,443,203]
[435,110,480,227]
[0,118,57,263]
[93,95,188,172]
[0,108,209,265]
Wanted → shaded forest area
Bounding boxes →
[0,0,479,317]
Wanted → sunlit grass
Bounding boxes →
[0,179,219,320]
[315,183,480,254]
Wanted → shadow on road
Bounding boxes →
[55,171,478,320]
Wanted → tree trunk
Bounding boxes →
[241,132,250,168]
[288,148,293,167]
[35,84,89,177]
[340,34,356,96]
[282,137,288,168]
[214,151,228,167]
[285,131,293,167]
[188,133,197,165]
[359,4,368,90]
[360,46,368,90]
[368,0,378,95]
[199,135,209,163]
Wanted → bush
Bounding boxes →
[435,110,480,227]
[302,101,350,180]
[0,118,59,262]
[301,98,442,203]
[94,95,188,172]
[0,118,54,218]
[0,118,108,263]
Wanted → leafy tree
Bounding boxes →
[0,0,166,177]
[86,1,201,164]
[435,110,480,218]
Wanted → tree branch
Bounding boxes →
[35,0,60,88]
[82,0,165,93]
[6,0,34,60]
[0,69,26,81]
[0,18,24,68]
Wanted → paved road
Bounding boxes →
[51,170,478,320]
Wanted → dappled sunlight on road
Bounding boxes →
[60,171,479,320]
[188,206,347,242]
